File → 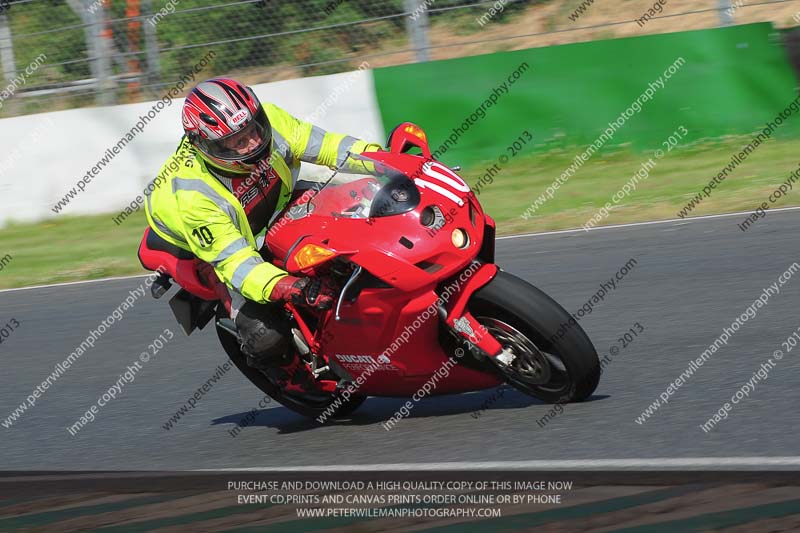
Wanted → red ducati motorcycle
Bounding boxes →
[138,123,600,420]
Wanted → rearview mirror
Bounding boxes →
[386,122,432,158]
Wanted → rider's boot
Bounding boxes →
[234,302,291,370]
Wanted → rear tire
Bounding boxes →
[468,270,600,403]
[215,308,366,421]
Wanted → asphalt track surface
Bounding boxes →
[2,209,799,470]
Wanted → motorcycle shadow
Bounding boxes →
[211,388,610,435]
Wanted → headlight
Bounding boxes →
[420,206,437,227]
[451,228,469,249]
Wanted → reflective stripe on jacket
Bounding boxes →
[144,102,382,303]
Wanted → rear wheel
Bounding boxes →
[467,271,600,403]
[215,308,366,421]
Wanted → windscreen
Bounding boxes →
[307,153,421,219]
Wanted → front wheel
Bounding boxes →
[467,270,600,403]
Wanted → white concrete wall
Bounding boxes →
[0,68,384,226]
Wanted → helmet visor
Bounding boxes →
[196,108,272,163]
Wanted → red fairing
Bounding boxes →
[261,149,504,395]
[137,228,217,301]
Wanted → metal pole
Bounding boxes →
[80,0,115,105]
[96,1,115,105]
[0,12,16,83]
[141,0,161,91]
[0,11,17,114]
[405,0,430,63]
[67,0,127,73]
[73,0,105,104]
[719,0,734,26]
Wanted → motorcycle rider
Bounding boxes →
[144,77,382,369]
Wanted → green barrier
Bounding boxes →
[373,23,800,167]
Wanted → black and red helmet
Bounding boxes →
[182,78,272,173]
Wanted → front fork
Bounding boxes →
[440,262,505,359]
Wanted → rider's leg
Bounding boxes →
[233,300,291,369]
[197,262,290,368]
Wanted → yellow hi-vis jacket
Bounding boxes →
[144,102,382,304]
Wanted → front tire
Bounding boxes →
[468,271,600,403]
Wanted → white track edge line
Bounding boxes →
[195,457,800,471]
[496,206,800,240]
[0,274,148,294]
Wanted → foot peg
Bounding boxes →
[151,273,172,299]
[216,318,238,337]
[336,379,356,391]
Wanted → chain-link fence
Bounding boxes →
[1,0,798,118]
